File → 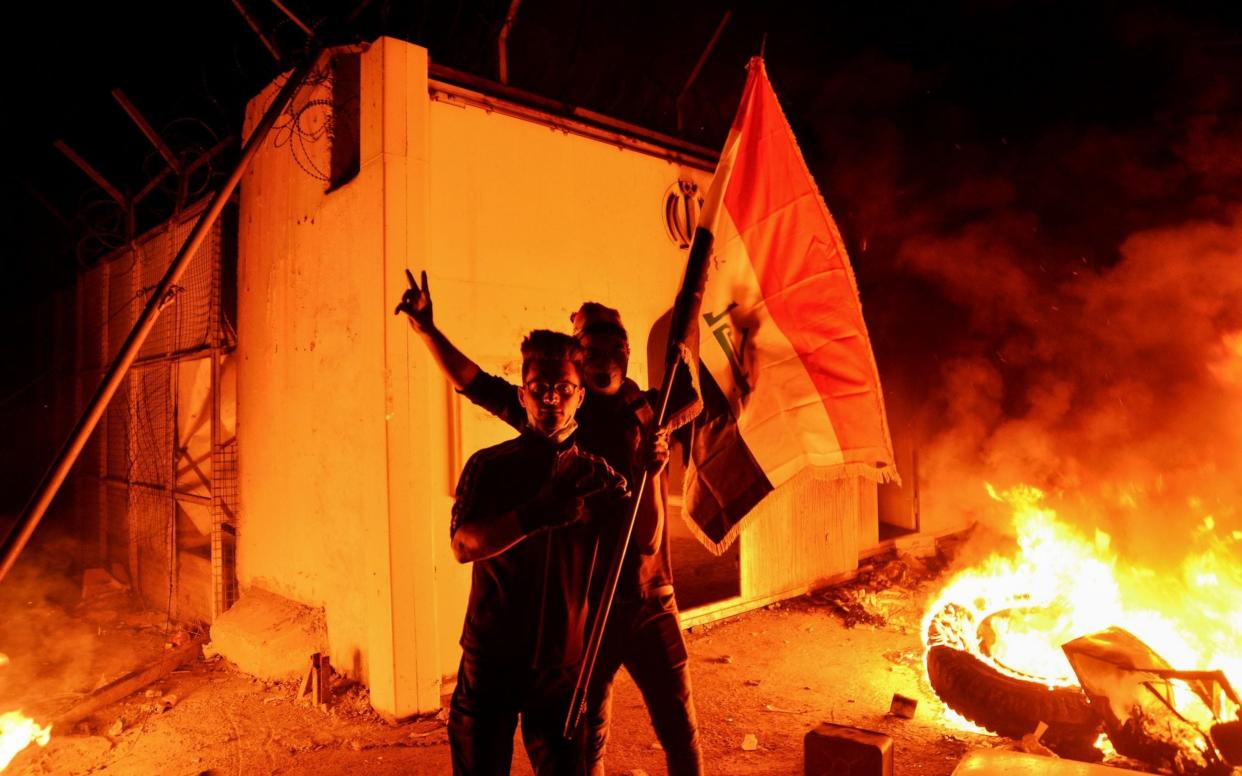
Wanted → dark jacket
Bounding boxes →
[452,429,621,667]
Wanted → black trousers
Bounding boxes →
[449,651,586,776]
[585,592,703,776]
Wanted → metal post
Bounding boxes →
[497,0,522,84]
[0,51,323,585]
[676,11,732,133]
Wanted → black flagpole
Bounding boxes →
[563,224,715,738]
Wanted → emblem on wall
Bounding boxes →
[663,179,702,249]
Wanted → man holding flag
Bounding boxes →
[396,51,894,774]
[395,286,704,774]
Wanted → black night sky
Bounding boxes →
[6,1,1242,547]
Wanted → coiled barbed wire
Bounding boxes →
[271,58,357,183]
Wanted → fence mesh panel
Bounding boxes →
[73,205,234,619]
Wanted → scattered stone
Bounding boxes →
[888,693,917,719]
[715,655,734,664]
[158,693,179,712]
[123,611,167,629]
[741,733,759,751]
[650,740,663,750]
[1018,721,1054,756]
[435,706,450,723]
[763,703,807,714]
[882,649,920,667]
[348,739,362,751]
[144,688,162,698]
[744,679,761,687]
[202,642,219,660]
[107,718,124,736]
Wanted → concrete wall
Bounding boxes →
[424,87,716,668]
[237,39,438,717]
[237,35,883,718]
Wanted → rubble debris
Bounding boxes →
[55,635,208,728]
[107,718,124,736]
[763,703,808,714]
[1015,721,1056,757]
[889,693,918,719]
[295,652,333,707]
[1064,627,1239,774]
[741,733,759,751]
[80,568,128,600]
[883,648,921,668]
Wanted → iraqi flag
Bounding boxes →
[674,57,898,554]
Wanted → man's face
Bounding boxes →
[520,358,585,436]
[580,331,630,396]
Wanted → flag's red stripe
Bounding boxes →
[722,65,886,455]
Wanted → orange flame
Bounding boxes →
[0,653,53,772]
[0,711,51,772]
[923,484,1242,732]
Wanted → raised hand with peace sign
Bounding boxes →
[393,268,434,333]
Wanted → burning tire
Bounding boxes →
[925,604,1102,759]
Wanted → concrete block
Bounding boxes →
[210,587,328,681]
[804,722,892,776]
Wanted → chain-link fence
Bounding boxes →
[74,201,236,623]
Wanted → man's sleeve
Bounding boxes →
[451,451,490,538]
[458,370,525,431]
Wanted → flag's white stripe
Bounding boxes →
[698,207,843,487]
[699,123,742,232]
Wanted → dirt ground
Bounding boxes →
[4,539,1023,776]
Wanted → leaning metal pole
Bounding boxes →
[0,51,323,584]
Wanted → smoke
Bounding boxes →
[782,5,1242,566]
[0,527,156,722]
[908,209,1242,559]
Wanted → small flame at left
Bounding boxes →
[0,653,53,772]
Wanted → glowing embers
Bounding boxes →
[921,485,1242,768]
